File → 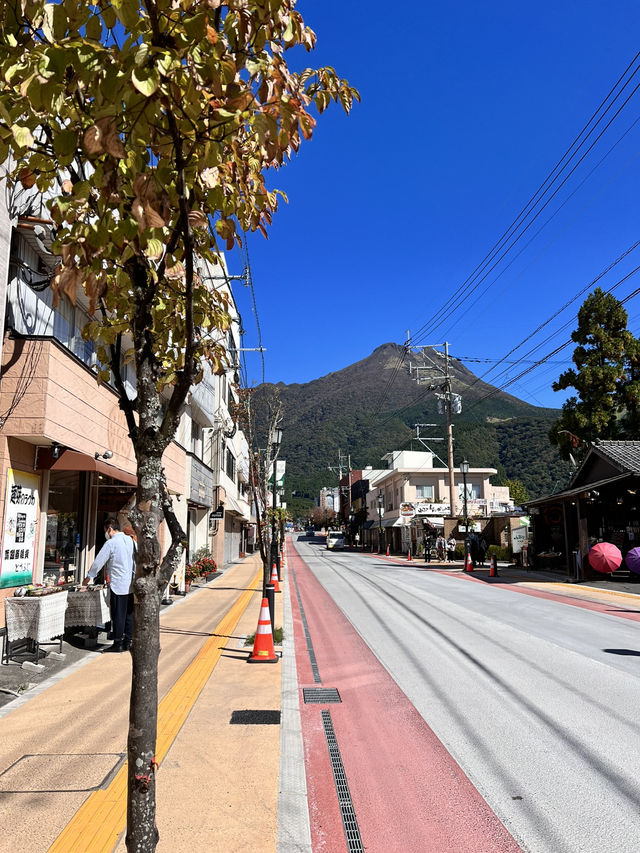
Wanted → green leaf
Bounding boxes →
[53,128,78,157]
[132,67,160,97]
[85,13,102,41]
[42,3,68,42]
[11,124,34,150]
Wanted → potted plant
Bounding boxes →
[184,564,200,592]
[196,556,218,582]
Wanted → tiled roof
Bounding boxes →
[593,440,640,473]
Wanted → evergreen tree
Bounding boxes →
[550,287,640,459]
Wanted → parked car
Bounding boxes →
[326,532,344,551]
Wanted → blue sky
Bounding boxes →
[231,1,640,410]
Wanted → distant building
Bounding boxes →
[318,487,340,513]
[358,450,513,553]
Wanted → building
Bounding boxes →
[0,193,252,624]
[360,450,513,553]
[526,440,640,580]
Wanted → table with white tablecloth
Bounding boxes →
[3,591,68,664]
[64,587,110,629]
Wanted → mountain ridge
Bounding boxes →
[253,343,570,503]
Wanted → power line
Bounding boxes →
[467,273,640,411]
[465,237,640,389]
[408,51,640,349]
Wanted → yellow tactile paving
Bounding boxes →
[48,568,262,853]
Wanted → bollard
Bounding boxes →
[266,583,275,641]
[489,555,498,577]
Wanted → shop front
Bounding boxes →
[527,441,640,581]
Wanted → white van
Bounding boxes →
[326,532,344,551]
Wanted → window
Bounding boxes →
[225,447,236,481]
[415,485,434,500]
[192,420,203,459]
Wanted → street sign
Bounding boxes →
[209,505,224,521]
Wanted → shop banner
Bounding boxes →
[0,469,39,588]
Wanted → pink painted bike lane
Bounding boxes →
[287,540,523,853]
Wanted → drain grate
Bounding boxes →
[303,687,341,704]
[290,563,321,682]
[321,709,364,853]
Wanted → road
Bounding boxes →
[291,534,640,853]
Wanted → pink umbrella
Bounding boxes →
[588,542,622,573]
[625,546,640,575]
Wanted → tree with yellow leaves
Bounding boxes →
[0,2,357,849]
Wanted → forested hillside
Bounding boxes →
[253,343,571,508]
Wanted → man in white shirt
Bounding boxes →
[83,517,135,653]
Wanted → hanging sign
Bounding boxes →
[0,469,39,588]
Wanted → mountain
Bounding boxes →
[253,343,571,505]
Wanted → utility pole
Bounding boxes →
[328,449,351,535]
[444,342,456,519]
[407,341,461,521]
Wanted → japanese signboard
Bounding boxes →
[511,525,528,554]
[0,469,39,588]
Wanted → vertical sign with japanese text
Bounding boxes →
[0,469,39,588]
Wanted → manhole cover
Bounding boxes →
[303,688,341,704]
[0,753,122,793]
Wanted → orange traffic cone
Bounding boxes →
[247,598,279,664]
[464,551,474,572]
[407,548,412,561]
[489,555,498,577]
[386,545,390,557]
[270,563,281,593]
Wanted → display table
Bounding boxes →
[3,591,68,664]
[65,588,110,629]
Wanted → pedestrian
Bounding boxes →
[424,534,432,563]
[446,534,456,562]
[436,534,447,561]
[478,536,488,567]
[83,517,135,653]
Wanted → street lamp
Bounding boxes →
[270,426,283,580]
[460,459,470,565]
[377,489,384,554]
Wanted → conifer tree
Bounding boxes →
[550,287,640,459]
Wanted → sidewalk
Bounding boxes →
[0,555,290,853]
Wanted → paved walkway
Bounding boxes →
[2,542,639,853]
[0,555,293,853]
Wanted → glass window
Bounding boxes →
[416,485,434,499]
[225,447,236,481]
[45,471,82,584]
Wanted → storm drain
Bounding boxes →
[290,562,321,682]
[321,709,364,853]
[303,687,341,704]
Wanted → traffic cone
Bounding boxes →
[464,552,474,572]
[407,548,412,561]
[386,544,390,557]
[270,562,281,593]
[489,555,498,577]
[247,598,279,664]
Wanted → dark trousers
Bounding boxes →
[110,592,134,644]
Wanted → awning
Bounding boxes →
[362,520,376,529]
[382,517,404,528]
[41,448,137,487]
[224,495,246,516]
[526,471,634,506]
[421,516,445,527]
